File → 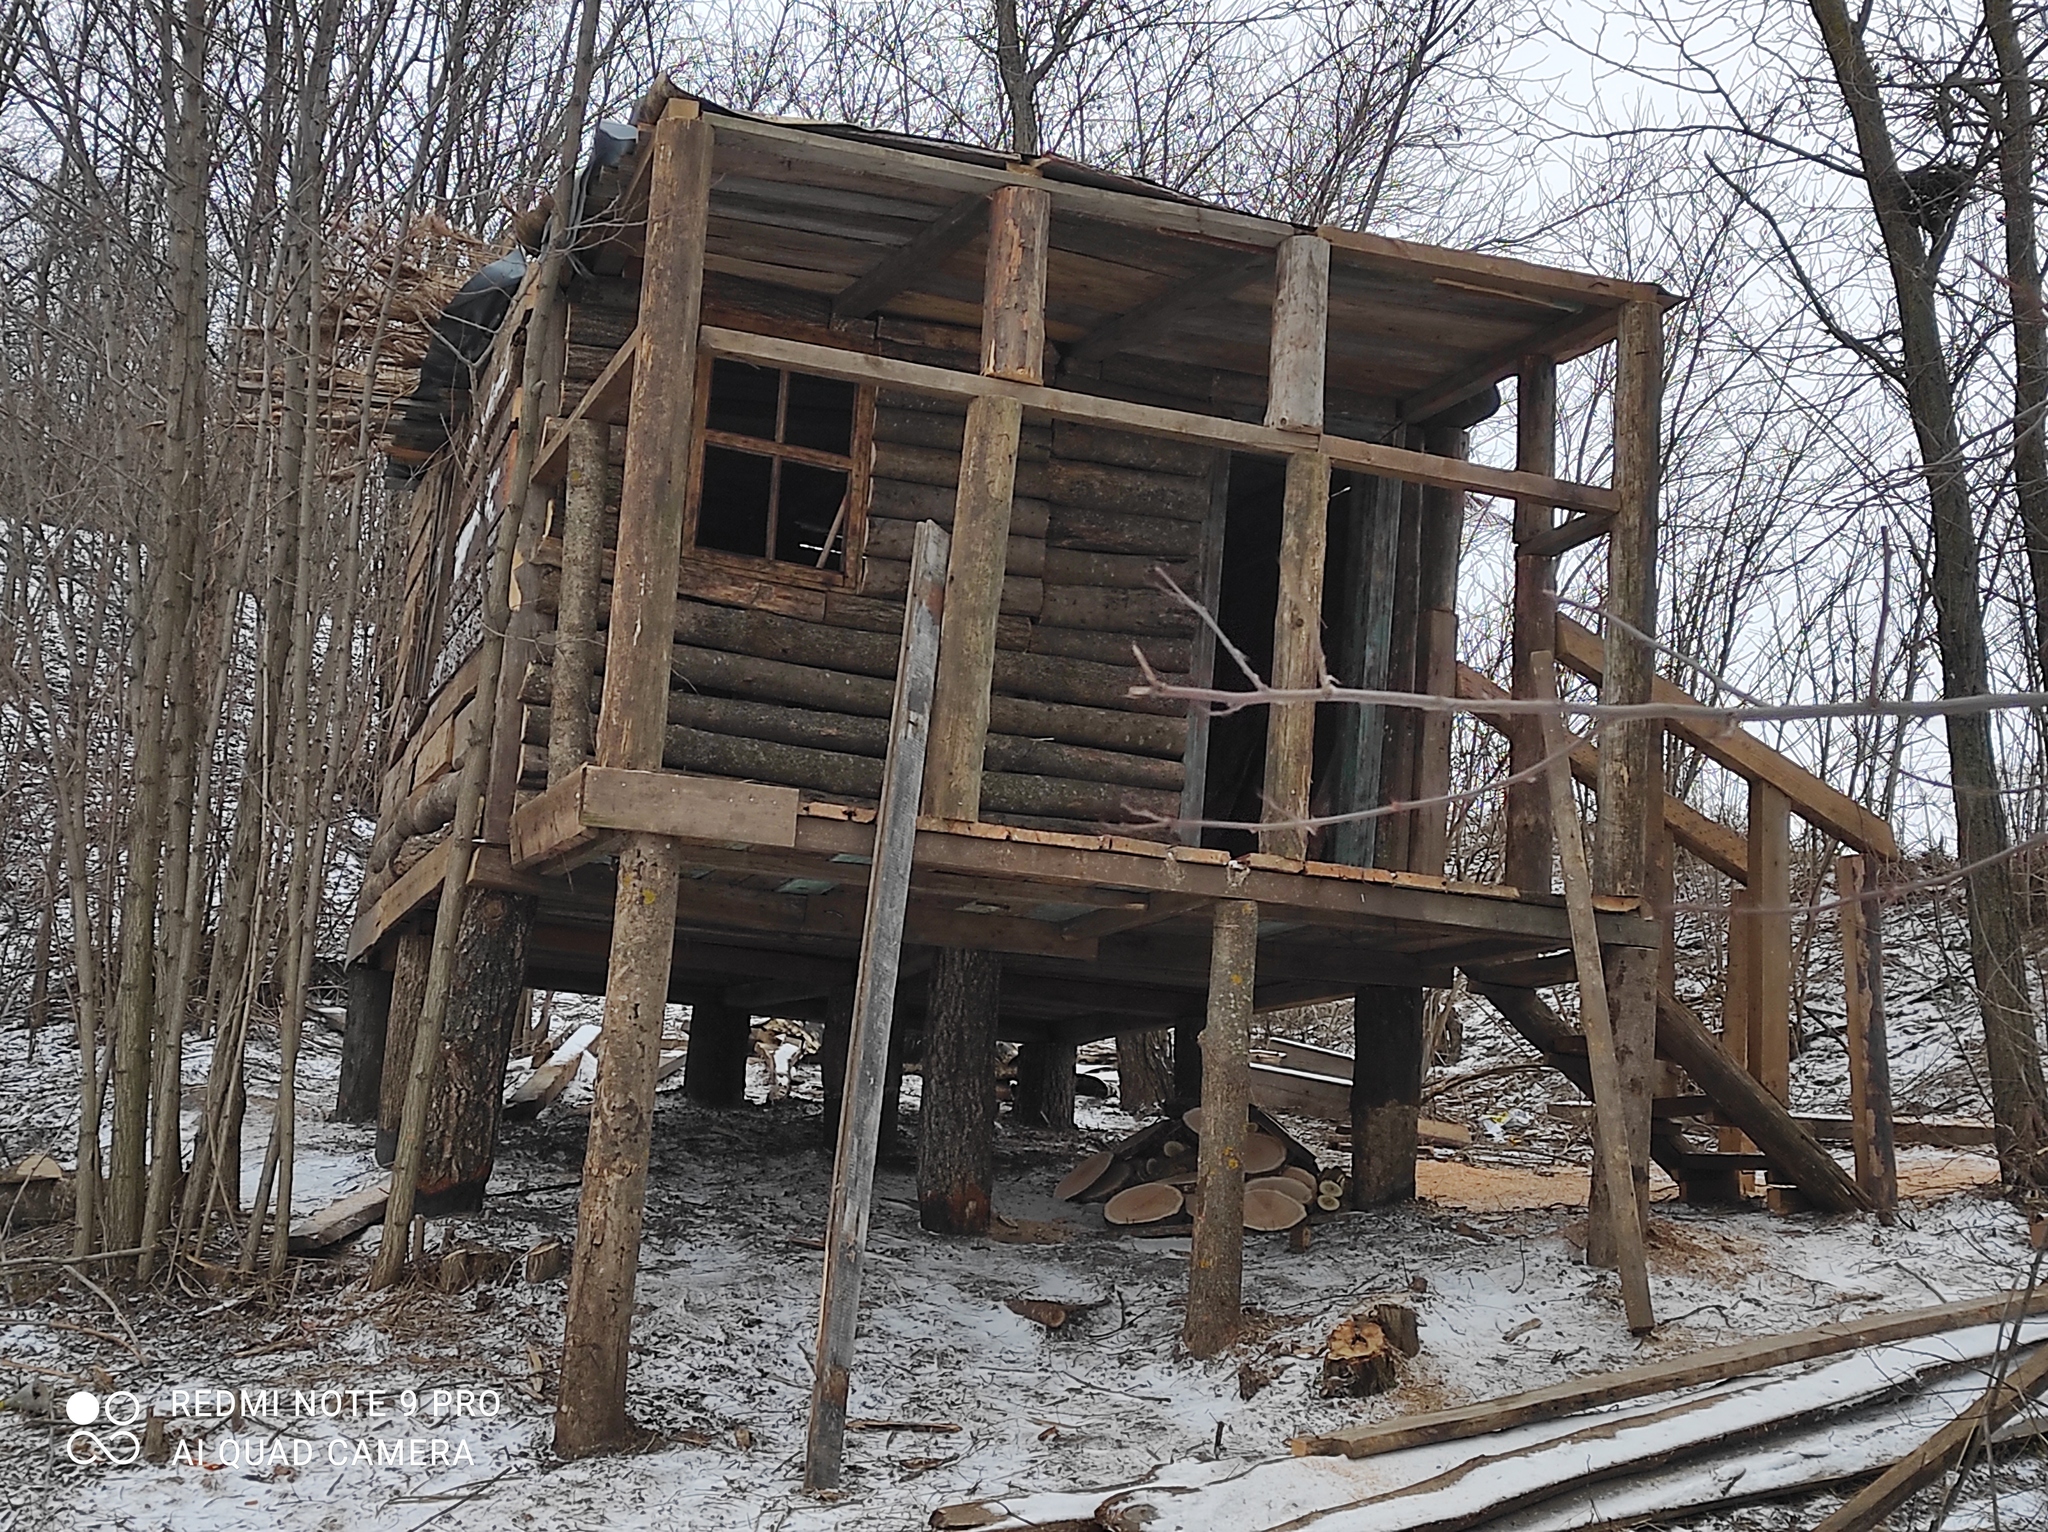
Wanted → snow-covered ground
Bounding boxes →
[0,997,2031,1532]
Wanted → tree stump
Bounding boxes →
[917,949,1000,1233]
[416,889,534,1215]
[1350,985,1422,1206]
[1014,1039,1076,1129]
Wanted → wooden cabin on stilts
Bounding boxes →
[343,81,1903,1469]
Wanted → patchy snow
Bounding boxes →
[0,1010,2035,1532]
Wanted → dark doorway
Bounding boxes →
[1199,453,1285,856]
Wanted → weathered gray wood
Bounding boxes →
[1839,853,1898,1220]
[594,116,712,774]
[1063,251,1270,371]
[1535,652,1654,1332]
[1376,476,1423,870]
[375,932,431,1166]
[1260,452,1330,858]
[981,184,1051,383]
[1505,354,1558,894]
[1408,425,1466,875]
[1265,234,1330,433]
[1325,473,1402,867]
[919,948,1001,1232]
[832,191,987,323]
[805,519,949,1491]
[1588,943,1656,1262]
[1184,898,1257,1359]
[1350,985,1422,1205]
[548,419,608,786]
[1593,300,1663,896]
[924,396,1024,820]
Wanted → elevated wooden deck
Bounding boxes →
[352,766,1652,1044]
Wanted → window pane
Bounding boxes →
[784,373,855,455]
[698,445,773,557]
[705,359,780,441]
[775,462,851,572]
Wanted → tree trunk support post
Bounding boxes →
[917,948,1002,1232]
[1185,897,1257,1359]
[1015,1038,1077,1129]
[1506,355,1558,893]
[553,103,712,1461]
[337,961,393,1123]
[805,520,950,1491]
[1839,853,1898,1220]
[1535,653,1655,1333]
[1260,233,1330,860]
[683,1000,752,1107]
[1350,986,1423,1206]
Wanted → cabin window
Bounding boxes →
[685,356,870,584]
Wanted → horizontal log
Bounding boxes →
[1047,504,1204,558]
[868,477,1051,540]
[980,773,1180,825]
[872,441,1053,499]
[988,695,1185,758]
[991,648,1183,716]
[1042,546,1195,590]
[704,325,1620,514]
[1038,585,1196,637]
[865,516,1044,578]
[1031,625,1191,673]
[863,556,1041,617]
[368,772,462,875]
[1053,419,1215,477]
[1048,459,1210,522]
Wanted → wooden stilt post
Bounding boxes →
[683,1000,751,1107]
[804,520,949,1491]
[820,985,853,1139]
[917,947,1001,1233]
[1015,1038,1077,1130]
[337,961,392,1122]
[1535,653,1654,1333]
[1839,854,1898,1220]
[552,103,712,1460]
[1116,1027,1174,1114]
[375,930,431,1166]
[1185,897,1257,1359]
[1505,356,1559,893]
[416,888,534,1214]
[1350,986,1422,1205]
[1749,779,1793,1105]
[1588,298,1662,1258]
[1260,235,1330,862]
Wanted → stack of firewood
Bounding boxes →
[1055,1106,1347,1233]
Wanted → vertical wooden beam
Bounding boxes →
[1264,234,1329,433]
[593,111,712,773]
[1506,356,1559,892]
[1350,985,1422,1205]
[553,106,712,1461]
[1593,301,1663,898]
[683,999,752,1107]
[1177,454,1232,842]
[336,961,393,1123]
[1535,653,1654,1332]
[1184,898,1257,1359]
[924,396,1023,821]
[1261,452,1330,859]
[805,520,949,1491]
[1839,854,1898,1222]
[1749,779,1792,1104]
[917,948,1001,1232]
[375,930,431,1166]
[1718,885,1757,1160]
[1377,477,1424,870]
[980,184,1051,383]
[1015,1038,1077,1130]
[1325,473,1401,869]
[1589,944,1656,1257]
[1409,425,1467,875]
[548,418,609,786]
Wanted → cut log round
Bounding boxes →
[1104,1182,1184,1225]
[1241,1135,1287,1175]
[1252,1175,1313,1205]
[1056,1150,1116,1202]
[1281,1166,1319,1192]
[1244,1185,1307,1230]
[1316,1192,1342,1211]
[1182,1106,1204,1135]
[1162,1138,1191,1159]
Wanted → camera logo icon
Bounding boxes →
[64,1390,143,1466]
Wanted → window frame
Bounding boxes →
[681,349,873,591]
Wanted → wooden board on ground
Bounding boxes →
[287,1184,390,1254]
